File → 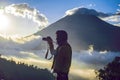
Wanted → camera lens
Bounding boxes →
[42,37,47,41]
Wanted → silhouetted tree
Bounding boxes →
[96,56,120,80]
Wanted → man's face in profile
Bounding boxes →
[56,34,61,45]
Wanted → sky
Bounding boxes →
[0,0,119,37]
[0,1,120,80]
[1,0,120,23]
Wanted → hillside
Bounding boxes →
[0,57,54,80]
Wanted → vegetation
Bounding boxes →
[96,56,120,80]
[0,57,54,80]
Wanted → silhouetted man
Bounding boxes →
[44,30,72,80]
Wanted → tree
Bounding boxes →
[96,57,120,80]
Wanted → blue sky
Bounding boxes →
[1,0,120,23]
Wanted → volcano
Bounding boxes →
[35,13,120,51]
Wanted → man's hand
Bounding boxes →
[46,36,54,49]
[46,36,53,44]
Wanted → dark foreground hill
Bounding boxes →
[35,14,120,51]
[0,57,54,80]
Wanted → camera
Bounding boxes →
[42,36,51,41]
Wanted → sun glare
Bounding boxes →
[0,14,10,31]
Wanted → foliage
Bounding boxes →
[96,56,120,80]
[0,57,55,80]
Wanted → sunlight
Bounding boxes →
[0,14,10,31]
[70,69,96,80]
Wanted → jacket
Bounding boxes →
[52,43,72,73]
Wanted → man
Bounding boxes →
[44,30,72,80]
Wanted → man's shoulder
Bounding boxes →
[64,43,71,49]
[59,43,72,51]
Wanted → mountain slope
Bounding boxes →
[35,14,120,51]
[0,57,54,80]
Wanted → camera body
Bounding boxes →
[42,36,52,41]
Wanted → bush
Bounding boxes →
[96,57,120,80]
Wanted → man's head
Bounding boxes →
[56,30,68,46]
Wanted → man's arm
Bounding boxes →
[46,37,56,55]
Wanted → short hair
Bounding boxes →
[56,30,68,41]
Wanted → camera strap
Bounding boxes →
[45,48,53,60]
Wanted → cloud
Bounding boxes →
[117,9,120,13]
[0,35,42,50]
[100,15,120,26]
[1,54,51,69]
[65,7,109,18]
[70,69,96,80]
[98,4,120,27]
[73,51,120,69]
[0,3,49,37]
[4,3,48,29]
[118,4,120,7]
[101,15,120,22]
[88,4,96,7]
[116,4,120,14]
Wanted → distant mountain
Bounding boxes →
[35,14,120,51]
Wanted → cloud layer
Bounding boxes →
[1,48,119,80]
[0,34,119,80]
[100,12,120,26]
[73,51,120,69]
[0,35,42,50]
[65,7,109,18]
